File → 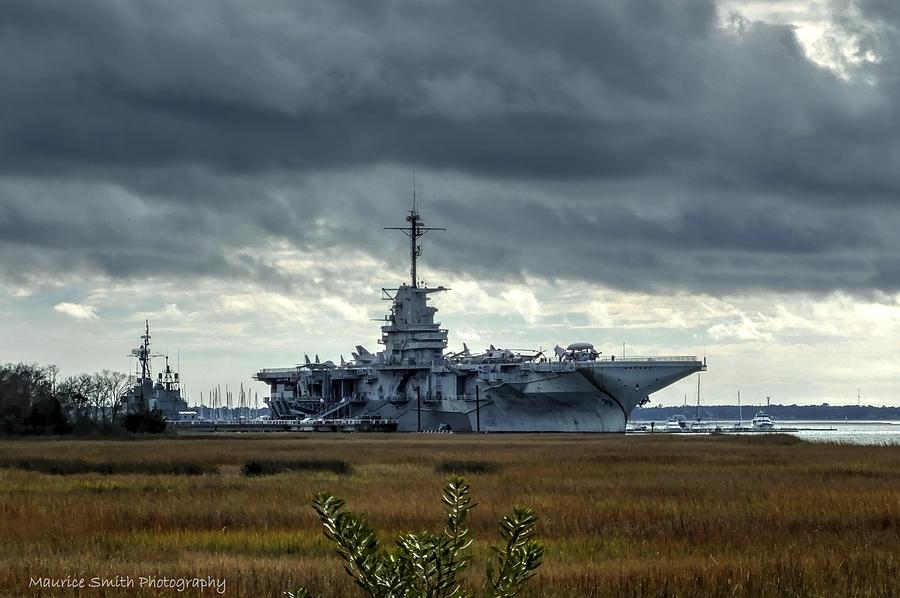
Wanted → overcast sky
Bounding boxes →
[2,0,899,407]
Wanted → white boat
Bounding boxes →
[665,415,688,432]
[751,410,775,430]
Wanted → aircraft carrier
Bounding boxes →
[255,204,705,432]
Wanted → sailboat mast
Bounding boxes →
[696,375,701,422]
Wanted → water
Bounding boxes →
[786,421,900,445]
[631,420,900,445]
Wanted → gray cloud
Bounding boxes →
[1,0,899,294]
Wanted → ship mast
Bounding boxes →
[385,175,445,287]
[139,320,151,380]
[137,320,152,405]
[128,319,163,410]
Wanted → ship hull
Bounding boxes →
[258,358,705,432]
[351,384,628,433]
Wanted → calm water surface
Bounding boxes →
[786,420,900,445]
[632,420,900,445]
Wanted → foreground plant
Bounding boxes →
[287,476,543,598]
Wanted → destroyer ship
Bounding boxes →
[256,205,705,432]
[121,321,187,417]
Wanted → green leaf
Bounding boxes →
[302,478,541,598]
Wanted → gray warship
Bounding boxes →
[121,321,188,416]
[255,206,705,432]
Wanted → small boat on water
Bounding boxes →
[665,415,688,432]
[751,410,775,430]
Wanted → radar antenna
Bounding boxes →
[127,319,163,409]
[385,176,445,288]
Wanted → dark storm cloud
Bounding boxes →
[425,188,888,294]
[0,176,287,287]
[0,0,847,180]
[1,0,899,294]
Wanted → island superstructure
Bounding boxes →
[255,205,705,432]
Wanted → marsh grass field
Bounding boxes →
[1,433,898,597]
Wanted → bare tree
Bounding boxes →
[57,374,94,423]
[98,370,130,421]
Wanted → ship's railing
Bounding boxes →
[255,368,299,377]
[427,394,476,401]
[514,358,700,372]
[258,357,701,379]
[596,355,701,363]
[170,418,398,426]
[453,356,701,373]
[342,393,479,402]
[308,418,398,425]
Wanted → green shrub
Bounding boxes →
[123,410,167,434]
[288,476,543,598]
[0,458,216,476]
[435,460,500,475]
[241,459,351,477]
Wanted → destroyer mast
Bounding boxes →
[129,320,161,411]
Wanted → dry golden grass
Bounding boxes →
[1,433,898,597]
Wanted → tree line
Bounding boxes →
[0,362,164,435]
